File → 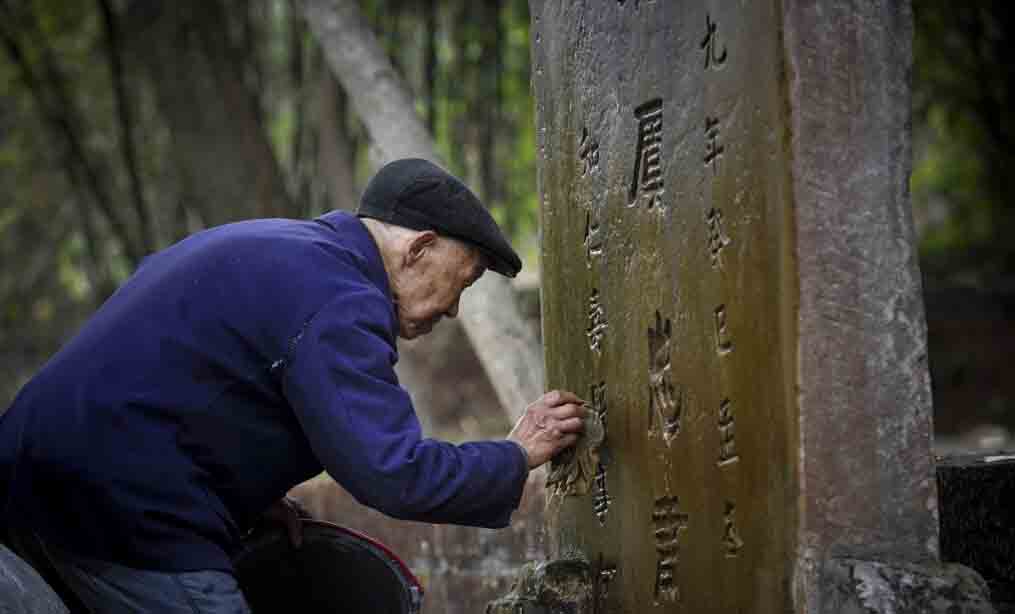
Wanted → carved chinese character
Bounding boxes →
[589,382,612,523]
[584,208,604,267]
[652,496,689,603]
[579,126,600,176]
[706,207,731,269]
[648,311,685,444]
[629,99,664,209]
[722,501,745,557]
[714,304,733,356]
[546,409,605,500]
[592,466,611,524]
[718,398,739,466]
[594,554,618,613]
[704,116,724,174]
[590,381,608,426]
[587,289,608,354]
[700,13,728,70]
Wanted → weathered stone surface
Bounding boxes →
[821,559,995,614]
[784,5,940,604]
[485,559,593,614]
[938,455,1015,610]
[0,546,68,614]
[546,409,605,500]
[522,0,963,612]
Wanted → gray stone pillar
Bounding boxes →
[495,1,995,612]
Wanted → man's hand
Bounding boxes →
[262,496,311,548]
[507,390,587,469]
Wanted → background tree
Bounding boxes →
[301,0,543,422]
[1,1,1013,611]
[912,0,1015,275]
[0,0,541,438]
[911,0,1015,446]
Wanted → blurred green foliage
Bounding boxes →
[1,0,1012,409]
[0,0,539,405]
[912,1,1015,277]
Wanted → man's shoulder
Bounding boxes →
[193,215,358,259]
[129,214,391,339]
[157,214,383,289]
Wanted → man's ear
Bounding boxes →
[405,230,439,267]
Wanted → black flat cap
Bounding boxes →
[357,158,522,278]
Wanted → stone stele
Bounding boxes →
[493,1,995,613]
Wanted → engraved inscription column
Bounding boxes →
[527,1,976,613]
[533,3,793,612]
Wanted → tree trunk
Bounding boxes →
[0,4,142,267]
[423,0,438,135]
[97,0,156,255]
[301,0,544,423]
[125,0,294,227]
[288,0,307,207]
[314,69,359,213]
[479,0,501,206]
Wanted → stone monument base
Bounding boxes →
[487,557,996,614]
[821,558,994,614]
[485,559,592,614]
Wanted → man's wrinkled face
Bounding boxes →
[393,234,485,340]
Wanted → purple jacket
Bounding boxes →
[0,211,528,572]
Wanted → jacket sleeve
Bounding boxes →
[281,283,529,528]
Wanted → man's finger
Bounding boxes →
[556,416,585,433]
[543,390,583,407]
[549,402,586,420]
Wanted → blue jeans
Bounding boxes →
[44,544,251,614]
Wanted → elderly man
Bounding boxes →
[0,158,585,612]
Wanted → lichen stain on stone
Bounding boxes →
[545,411,605,501]
[826,558,996,614]
[485,558,593,614]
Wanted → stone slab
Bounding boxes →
[820,558,995,614]
[528,1,944,612]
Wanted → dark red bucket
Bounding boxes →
[234,520,423,614]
